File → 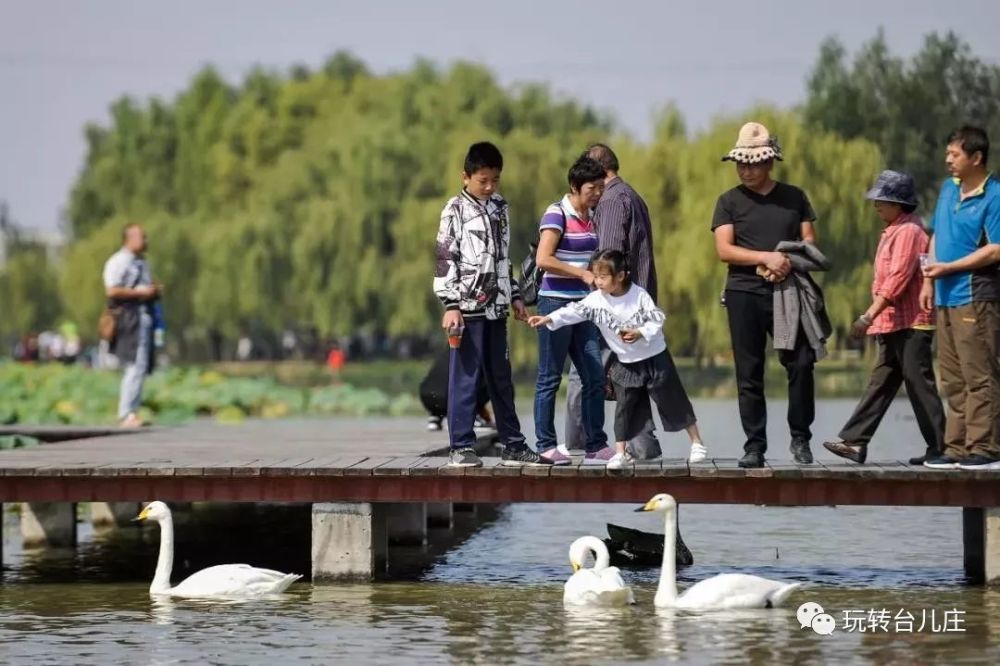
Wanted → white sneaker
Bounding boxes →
[556,443,574,457]
[606,452,629,470]
[688,442,708,464]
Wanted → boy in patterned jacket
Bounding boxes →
[433,142,551,468]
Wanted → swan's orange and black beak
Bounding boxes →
[132,506,151,522]
[635,499,655,512]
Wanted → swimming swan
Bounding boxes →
[637,494,800,609]
[564,536,635,606]
[135,501,302,598]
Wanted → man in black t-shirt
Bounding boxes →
[711,122,818,468]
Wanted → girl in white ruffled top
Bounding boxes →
[529,250,708,468]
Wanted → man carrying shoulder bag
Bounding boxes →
[102,223,161,427]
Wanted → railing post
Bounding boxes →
[987,508,1000,585]
[426,502,453,529]
[20,502,77,548]
[311,502,387,582]
[962,507,1000,584]
[386,503,427,546]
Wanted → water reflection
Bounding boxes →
[149,596,177,625]
[0,578,997,664]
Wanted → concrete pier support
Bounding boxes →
[91,502,143,529]
[426,503,453,529]
[311,502,387,581]
[20,502,77,548]
[964,507,1000,585]
[386,503,427,546]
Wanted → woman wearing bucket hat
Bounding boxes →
[822,170,945,465]
[711,122,819,468]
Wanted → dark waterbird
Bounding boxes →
[603,522,693,568]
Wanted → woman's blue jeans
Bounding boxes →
[533,296,607,453]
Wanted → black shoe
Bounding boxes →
[791,438,814,464]
[500,446,554,467]
[448,447,483,468]
[908,449,938,466]
[738,451,765,468]
[823,440,866,464]
[923,454,962,470]
[957,455,1000,470]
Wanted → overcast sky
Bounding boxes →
[2,0,998,232]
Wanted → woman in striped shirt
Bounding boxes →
[532,155,613,465]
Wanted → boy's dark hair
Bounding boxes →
[591,249,631,289]
[464,142,503,174]
[586,143,619,173]
[568,155,606,192]
[901,203,918,214]
[947,126,989,166]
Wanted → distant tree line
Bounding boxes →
[3,32,998,367]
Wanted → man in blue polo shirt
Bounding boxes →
[922,126,1000,470]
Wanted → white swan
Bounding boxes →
[637,494,801,610]
[135,501,302,599]
[563,536,635,606]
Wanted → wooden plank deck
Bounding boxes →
[0,419,999,506]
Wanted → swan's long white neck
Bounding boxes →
[655,506,678,606]
[570,536,610,571]
[150,512,174,594]
[592,540,610,571]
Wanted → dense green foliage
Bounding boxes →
[0,361,420,425]
[3,33,997,364]
[805,30,1000,210]
[54,54,613,362]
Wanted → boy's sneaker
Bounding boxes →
[583,446,616,465]
[957,455,1000,470]
[427,416,443,432]
[540,447,572,466]
[501,446,554,467]
[688,442,708,464]
[448,448,482,468]
[923,454,962,470]
[606,452,630,470]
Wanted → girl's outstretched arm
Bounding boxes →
[635,290,666,341]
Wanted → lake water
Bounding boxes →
[2,399,999,664]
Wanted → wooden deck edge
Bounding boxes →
[3,475,1000,506]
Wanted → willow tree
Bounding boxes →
[56,57,609,361]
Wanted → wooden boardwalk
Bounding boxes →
[1,419,999,506]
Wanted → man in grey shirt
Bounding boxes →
[102,224,159,427]
[564,144,661,459]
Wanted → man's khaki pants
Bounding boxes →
[937,302,1000,459]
